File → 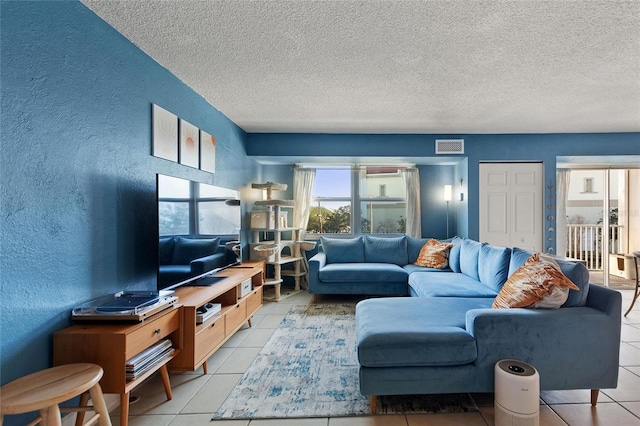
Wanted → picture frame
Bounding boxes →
[152,104,178,162]
[200,129,216,173]
[179,118,199,168]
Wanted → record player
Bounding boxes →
[72,290,178,322]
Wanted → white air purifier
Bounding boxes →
[495,359,540,426]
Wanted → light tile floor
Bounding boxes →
[116,287,640,426]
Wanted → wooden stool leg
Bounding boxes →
[159,365,172,401]
[75,392,90,426]
[45,404,62,426]
[88,384,112,426]
[119,393,129,426]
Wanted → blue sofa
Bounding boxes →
[308,235,443,297]
[158,236,227,287]
[310,236,621,413]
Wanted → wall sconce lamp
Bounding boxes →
[444,185,452,238]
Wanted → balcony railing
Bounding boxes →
[565,224,624,270]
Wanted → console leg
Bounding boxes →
[119,393,129,426]
[591,389,599,406]
[370,395,377,414]
[247,317,253,327]
[202,361,208,375]
[160,365,172,400]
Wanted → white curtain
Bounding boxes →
[401,168,422,238]
[293,168,316,233]
[556,169,571,257]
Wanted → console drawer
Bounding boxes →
[195,316,225,363]
[225,300,246,335]
[246,286,262,316]
[126,309,180,359]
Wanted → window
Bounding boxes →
[583,177,596,193]
[304,165,408,236]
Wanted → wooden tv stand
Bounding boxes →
[53,261,263,426]
[170,261,264,373]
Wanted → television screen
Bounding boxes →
[157,174,241,291]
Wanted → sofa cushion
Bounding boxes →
[407,237,429,264]
[409,272,499,298]
[448,236,463,273]
[172,236,220,265]
[319,263,408,283]
[492,253,580,309]
[508,247,535,276]
[478,244,511,292]
[357,297,492,367]
[321,236,364,263]
[459,239,484,281]
[413,239,453,269]
[364,235,408,266]
[554,258,590,307]
[509,247,590,307]
[159,237,175,265]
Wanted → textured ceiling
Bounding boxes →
[82,0,640,134]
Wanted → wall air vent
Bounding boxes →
[435,139,464,155]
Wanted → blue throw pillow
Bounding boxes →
[172,236,220,265]
[364,236,408,265]
[459,239,484,281]
[448,236,463,273]
[407,236,429,264]
[478,244,511,292]
[556,259,590,307]
[508,247,534,276]
[321,236,365,263]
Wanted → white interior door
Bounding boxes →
[480,162,544,251]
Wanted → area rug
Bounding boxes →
[212,304,478,419]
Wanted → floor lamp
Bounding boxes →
[444,185,452,238]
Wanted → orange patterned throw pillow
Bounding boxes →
[492,253,580,309]
[413,239,454,269]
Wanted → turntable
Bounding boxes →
[72,290,178,322]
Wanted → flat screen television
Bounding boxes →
[156,174,242,291]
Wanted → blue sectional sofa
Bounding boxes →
[309,235,622,414]
[308,235,442,297]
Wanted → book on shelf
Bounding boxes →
[125,339,174,380]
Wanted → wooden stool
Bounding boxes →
[0,363,112,426]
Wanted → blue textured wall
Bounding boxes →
[249,132,640,243]
[0,2,258,415]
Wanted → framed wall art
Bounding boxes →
[179,118,199,168]
[200,130,216,173]
[152,104,178,161]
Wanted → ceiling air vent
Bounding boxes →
[435,139,464,154]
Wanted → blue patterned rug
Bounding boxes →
[212,303,478,419]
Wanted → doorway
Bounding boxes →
[560,167,640,287]
[479,162,544,251]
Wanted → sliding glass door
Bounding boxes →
[563,168,638,287]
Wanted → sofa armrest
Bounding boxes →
[190,252,225,274]
[308,252,327,294]
[465,287,621,390]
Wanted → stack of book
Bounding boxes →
[125,339,174,380]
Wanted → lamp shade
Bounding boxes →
[443,185,452,202]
